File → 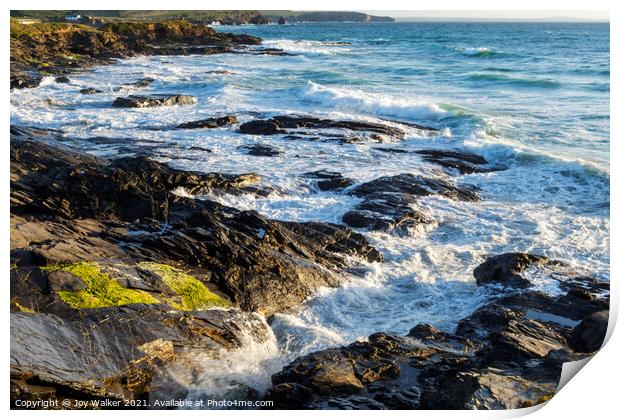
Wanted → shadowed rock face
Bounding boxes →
[112,94,197,108]
[341,173,479,233]
[265,253,609,409]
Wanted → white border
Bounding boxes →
[3,0,615,418]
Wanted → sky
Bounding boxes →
[362,10,609,21]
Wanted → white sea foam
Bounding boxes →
[160,313,282,405]
[262,39,348,56]
[301,81,450,121]
[458,47,497,57]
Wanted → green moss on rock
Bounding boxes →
[44,262,159,309]
[138,262,231,310]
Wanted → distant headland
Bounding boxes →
[10,10,395,25]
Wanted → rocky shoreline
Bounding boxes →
[10,20,609,410]
[10,19,265,89]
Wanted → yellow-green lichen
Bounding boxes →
[138,262,231,311]
[43,262,159,309]
[12,300,35,313]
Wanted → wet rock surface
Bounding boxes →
[415,149,503,174]
[266,253,609,409]
[239,115,406,143]
[112,94,197,108]
[80,88,103,94]
[11,306,271,407]
[239,144,284,157]
[305,171,355,191]
[342,173,479,233]
[177,115,238,129]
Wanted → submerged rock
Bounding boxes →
[80,88,103,94]
[238,144,283,157]
[55,75,70,84]
[473,253,553,288]
[415,149,502,174]
[112,94,197,108]
[117,77,156,90]
[177,115,238,129]
[342,173,479,233]
[266,253,609,409]
[305,170,355,192]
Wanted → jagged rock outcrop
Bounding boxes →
[10,127,383,316]
[341,173,479,232]
[112,94,197,108]
[10,19,262,89]
[177,115,238,129]
[305,171,355,192]
[11,306,272,407]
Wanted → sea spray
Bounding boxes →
[152,313,282,407]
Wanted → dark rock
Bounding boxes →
[280,221,383,263]
[473,253,553,288]
[10,307,272,405]
[305,170,354,191]
[10,71,42,89]
[55,76,70,84]
[415,149,502,174]
[342,173,478,232]
[46,270,86,292]
[112,94,197,108]
[239,120,285,135]
[11,130,383,316]
[264,383,314,409]
[80,88,103,94]
[278,17,287,25]
[239,115,404,142]
[569,310,608,353]
[250,14,271,25]
[342,192,432,232]
[177,115,238,129]
[374,147,408,154]
[349,173,479,201]
[238,144,283,157]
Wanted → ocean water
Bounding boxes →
[10,22,610,397]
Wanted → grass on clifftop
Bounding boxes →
[44,262,160,309]
[10,18,96,39]
[138,262,231,311]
